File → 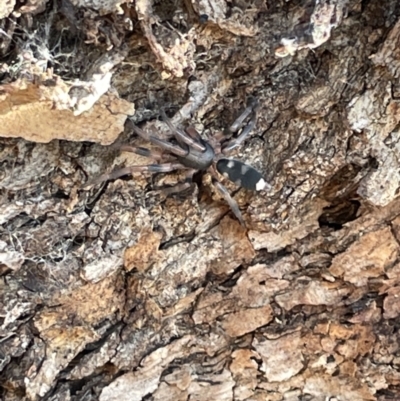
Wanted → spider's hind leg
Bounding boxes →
[227,97,258,133]
[212,179,245,226]
[222,97,259,155]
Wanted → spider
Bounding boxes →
[84,98,268,225]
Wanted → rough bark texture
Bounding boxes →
[1,0,400,400]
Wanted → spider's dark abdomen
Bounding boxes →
[177,141,215,170]
[217,158,267,191]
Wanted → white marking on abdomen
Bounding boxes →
[256,178,267,191]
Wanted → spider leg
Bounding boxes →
[84,162,185,188]
[161,109,206,152]
[221,97,259,155]
[131,124,189,157]
[130,124,152,141]
[185,126,202,141]
[160,169,196,195]
[119,145,163,161]
[227,97,258,133]
[148,136,189,157]
[161,182,192,195]
[212,179,245,226]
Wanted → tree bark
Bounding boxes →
[1,0,400,400]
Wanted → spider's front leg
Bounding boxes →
[84,119,192,188]
[84,161,185,188]
[83,145,162,187]
[160,110,206,152]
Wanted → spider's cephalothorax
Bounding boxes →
[177,139,215,170]
[84,98,269,225]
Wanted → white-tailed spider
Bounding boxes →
[84,98,268,225]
